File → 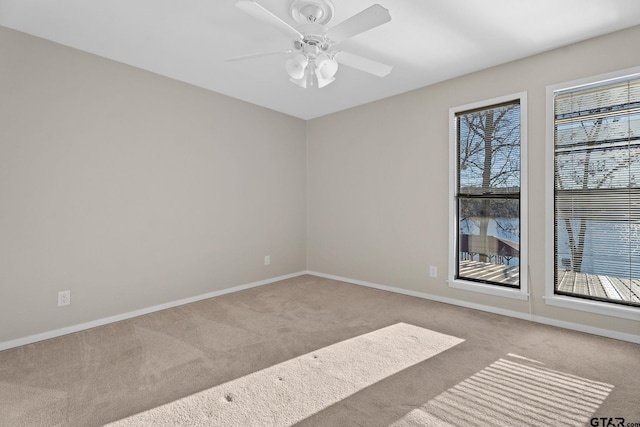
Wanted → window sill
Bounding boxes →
[448,279,529,301]
[544,295,640,321]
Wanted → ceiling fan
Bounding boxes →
[226,0,392,89]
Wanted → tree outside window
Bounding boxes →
[455,100,521,288]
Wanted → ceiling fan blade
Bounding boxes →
[325,4,391,44]
[335,51,392,77]
[235,1,303,39]
[225,50,293,62]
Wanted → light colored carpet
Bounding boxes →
[1,275,638,426]
[108,323,463,426]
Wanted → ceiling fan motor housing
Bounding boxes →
[293,30,330,55]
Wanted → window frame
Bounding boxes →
[448,92,529,300]
[545,67,640,321]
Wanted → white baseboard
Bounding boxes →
[3,270,637,351]
[0,271,307,352]
[306,271,640,344]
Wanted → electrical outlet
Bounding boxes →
[58,290,71,307]
[429,266,437,278]
[264,255,271,266]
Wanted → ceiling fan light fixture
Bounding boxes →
[288,56,336,89]
[290,62,313,88]
[315,54,338,80]
[285,54,309,80]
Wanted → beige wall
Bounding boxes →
[307,25,640,337]
[0,27,307,343]
[2,24,638,346]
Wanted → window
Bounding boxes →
[547,71,640,316]
[449,93,528,300]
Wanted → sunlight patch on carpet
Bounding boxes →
[391,354,614,427]
[108,323,463,426]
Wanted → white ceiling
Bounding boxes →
[1,0,639,120]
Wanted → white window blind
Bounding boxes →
[553,75,640,306]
